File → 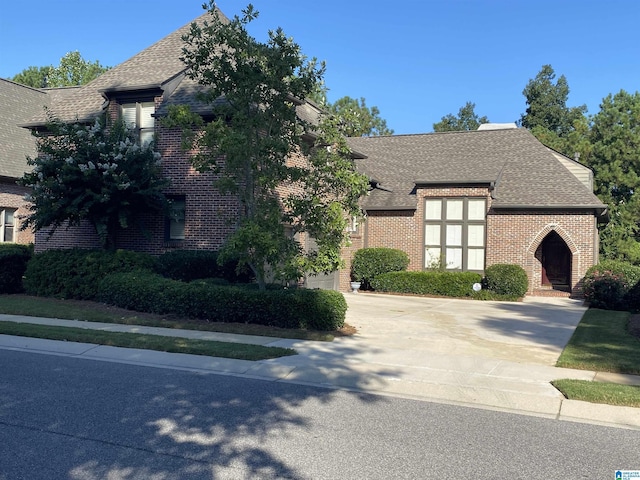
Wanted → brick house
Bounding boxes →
[0,78,46,245]
[19,10,326,287]
[345,125,607,296]
[16,10,606,296]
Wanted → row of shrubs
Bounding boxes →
[99,271,346,331]
[582,260,640,312]
[351,247,529,299]
[0,244,33,294]
[0,246,344,331]
[17,248,254,300]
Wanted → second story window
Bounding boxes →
[121,102,155,146]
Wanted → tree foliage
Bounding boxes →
[19,117,168,250]
[307,83,393,137]
[326,96,393,137]
[10,51,109,88]
[587,90,640,262]
[11,66,52,89]
[519,64,588,158]
[168,2,369,289]
[520,65,586,135]
[433,101,489,132]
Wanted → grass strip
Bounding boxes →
[552,379,640,408]
[0,295,335,341]
[556,309,640,375]
[0,321,296,361]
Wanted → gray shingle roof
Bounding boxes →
[22,7,321,136]
[24,10,227,126]
[347,128,606,211]
[0,79,48,178]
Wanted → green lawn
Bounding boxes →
[554,308,640,408]
[556,309,640,375]
[0,294,337,341]
[552,379,640,408]
[0,320,295,361]
[0,293,341,361]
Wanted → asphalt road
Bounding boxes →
[0,349,638,479]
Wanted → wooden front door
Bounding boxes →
[541,232,571,289]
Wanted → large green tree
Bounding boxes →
[10,51,109,88]
[432,101,489,132]
[308,85,393,137]
[326,96,393,137]
[587,90,640,262]
[11,65,52,89]
[19,117,168,250]
[169,2,368,289]
[519,65,587,157]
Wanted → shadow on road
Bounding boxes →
[0,343,400,479]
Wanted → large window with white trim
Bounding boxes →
[424,198,486,271]
[0,208,16,243]
[121,102,155,146]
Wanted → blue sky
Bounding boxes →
[1,0,638,134]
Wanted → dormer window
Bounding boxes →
[121,102,155,146]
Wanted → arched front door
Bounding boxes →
[540,231,572,291]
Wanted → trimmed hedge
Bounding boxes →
[371,271,482,297]
[484,264,528,297]
[0,244,33,294]
[351,248,409,290]
[583,260,640,311]
[23,248,157,300]
[98,271,346,331]
[155,249,253,283]
[585,260,640,287]
[623,280,640,313]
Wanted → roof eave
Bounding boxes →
[364,205,417,212]
[414,180,494,187]
[99,84,164,95]
[492,203,608,214]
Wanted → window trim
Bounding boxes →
[0,208,16,243]
[165,196,186,242]
[120,101,155,146]
[424,197,486,272]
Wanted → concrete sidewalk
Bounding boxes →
[1,293,639,430]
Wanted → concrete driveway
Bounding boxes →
[343,293,588,366]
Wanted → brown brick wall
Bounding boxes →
[339,227,365,291]
[486,210,598,294]
[0,180,34,245]
[353,185,599,295]
[35,97,312,257]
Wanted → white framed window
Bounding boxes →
[1,208,16,242]
[166,197,185,240]
[346,216,360,234]
[425,199,442,220]
[121,102,155,146]
[424,197,486,271]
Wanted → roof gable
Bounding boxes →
[26,10,226,125]
[0,79,48,178]
[348,128,605,211]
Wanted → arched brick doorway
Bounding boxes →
[537,231,572,291]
